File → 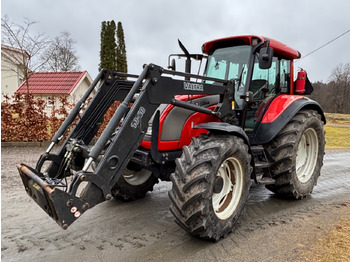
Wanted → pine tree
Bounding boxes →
[99,20,117,71]
[116,22,128,74]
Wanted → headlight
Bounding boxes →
[146,124,152,136]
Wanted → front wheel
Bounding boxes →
[169,134,252,241]
[111,166,158,201]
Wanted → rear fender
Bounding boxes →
[251,95,326,145]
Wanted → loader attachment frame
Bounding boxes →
[17,64,236,229]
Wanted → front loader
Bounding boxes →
[17,35,326,241]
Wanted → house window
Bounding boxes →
[47,96,54,107]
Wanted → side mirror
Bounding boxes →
[259,47,274,69]
[168,58,176,71]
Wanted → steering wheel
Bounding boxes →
[251,79,268,99]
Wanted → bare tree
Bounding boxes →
[41,31,80,72]
[310,63,350,114]
[1,15,51,95]
[308,81,328,110]
[329,63,350,113]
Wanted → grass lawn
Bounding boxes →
[325,125,350,149]
[324,113,350,149]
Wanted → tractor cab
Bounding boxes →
[202,35,301,136]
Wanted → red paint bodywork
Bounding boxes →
[140,94,306,151]
[140,95,220,151]
[260,95,304,123]
[140,36,304,151]
[202,35,301,60]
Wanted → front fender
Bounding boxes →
[195,122,249,145]
[251,95,326,145]
[194,122,256,179]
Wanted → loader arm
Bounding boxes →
[18,64,235,229]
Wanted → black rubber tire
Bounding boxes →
[169,133,252,241]
[264,110,325,199]
[92,133,159,202]
[111,168,158,201]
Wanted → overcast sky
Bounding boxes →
[2,0,350,82]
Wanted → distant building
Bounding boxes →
[16,71,93,114]
[1,45,29,101]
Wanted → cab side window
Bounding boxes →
[250,56,278,100]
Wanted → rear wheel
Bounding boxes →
[169,134,252,241]
[264,110,325,199]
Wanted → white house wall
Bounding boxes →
[1,52,24,102]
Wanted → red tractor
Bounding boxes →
[18,35,325,241]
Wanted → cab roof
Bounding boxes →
[202,35,301,60]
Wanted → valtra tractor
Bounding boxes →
[17,35,326,241]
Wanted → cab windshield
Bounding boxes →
[204,45,251,84]
[204,45,252,108]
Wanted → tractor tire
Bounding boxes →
[111,167,158,201]
[92,132,159,202]
[264,110,325,199]
[169,133,252,241]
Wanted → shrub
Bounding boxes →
[1,94,121,142]
[1,94,73,142]
[1,94,50,142]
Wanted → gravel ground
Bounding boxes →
[2,145,350,262]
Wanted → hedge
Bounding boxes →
[1,94,119,142]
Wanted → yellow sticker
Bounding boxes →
[32,183,40,190]
[231,101,235,110]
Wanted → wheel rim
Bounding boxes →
[212,157,244,220]
[122,169,152,186]
[296,128,319,183]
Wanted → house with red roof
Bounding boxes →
[16,71,93,114]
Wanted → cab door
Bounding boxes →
[244,57,291,135]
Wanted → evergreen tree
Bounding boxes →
[116,22,128,74]
[99,20,117,71]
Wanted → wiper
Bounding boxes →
[237,65,245,91]
[214,62,220,70]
